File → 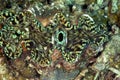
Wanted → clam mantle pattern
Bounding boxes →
[0,9,109,66]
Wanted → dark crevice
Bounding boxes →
[5,1,12,9]
[87,62,94,67]
[15,32,21,37]
[94,51,102,58]
[81,4,88,10]
[107,21,112,32]
[46,0,51,4]
[58,33,63,42]
[68,4,73,12]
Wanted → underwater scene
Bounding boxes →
[0,0,120,80]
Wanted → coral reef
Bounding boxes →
[0,0,120,80]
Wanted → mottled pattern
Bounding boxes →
[0,8,109,65]
[0,8,51,66]
[50,13,109,62]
